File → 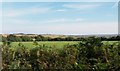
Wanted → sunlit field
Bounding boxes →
[0,41,118,49]
[3,41,78,49]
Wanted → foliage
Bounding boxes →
[2,34,120,42]
[1,37,120,70]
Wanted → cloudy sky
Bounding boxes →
[2,2,118,35]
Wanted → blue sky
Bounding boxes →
[1,0,119,2]
[1,2,118,35]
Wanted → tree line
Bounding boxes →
[1,34,120,42]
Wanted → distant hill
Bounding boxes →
[71,34,119,38]
[0,33,119,38]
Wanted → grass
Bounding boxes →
[7,41,79,49]
[0,41,119,49]
[102,41,119,45]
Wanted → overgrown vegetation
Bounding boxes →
[0,36,120,70]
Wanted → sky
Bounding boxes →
[1,0,119,2]
[1,2,118,35]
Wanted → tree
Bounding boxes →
[7,34,16,42]
[35,35,45,41]
[20,36,32,42]
[65,37,74,41]
[15,36,22,42]
[2,36,7,42]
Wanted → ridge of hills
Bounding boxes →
[0,33,119,38]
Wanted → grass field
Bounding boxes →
[0,41,79,49]
[0,41,119,49]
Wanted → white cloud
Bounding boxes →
[55,9,67,12]
[75,18,84,21]
[3,17,84,26]
[42,18,84,23]
[3,7,51,17]
[0,0,2,2]
[46,18,67,23]
[4,19,29,24]
[2,20,117,35]
[21,21,117,35]
[63,4,102,10]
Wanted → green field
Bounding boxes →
[0,41,119,49]
[0,41,79,49]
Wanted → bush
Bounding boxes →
[1,37,120,70]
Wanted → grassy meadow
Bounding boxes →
[0,41,78,49]
[0,41,118,49]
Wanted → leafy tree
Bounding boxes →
[35,35,44,41]
[65,37,74,41]
[20,36,32,42]
[7,34,16,42]
[2,36,7,42]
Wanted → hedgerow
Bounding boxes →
[1,37,120,70]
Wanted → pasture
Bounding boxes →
[0,41,79,49]
[0,41,118,49]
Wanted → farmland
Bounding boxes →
[0,41,78,49]
[0,41,118,49]
[0,35,120,70]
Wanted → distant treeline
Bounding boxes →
[1,34,120,42]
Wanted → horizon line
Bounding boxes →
[0,33,119,35]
